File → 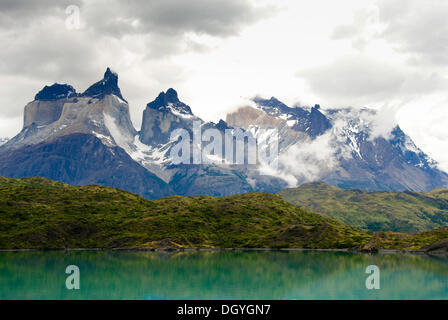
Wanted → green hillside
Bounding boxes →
[278,182,448,233]
[0,177,447,251]
[0,177,371,250]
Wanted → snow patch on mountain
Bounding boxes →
[167,103,194,119]
[104,113,130,148]
[131,136,171,165]
[91,131,114,145]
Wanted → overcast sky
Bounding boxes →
[1,0,448,170]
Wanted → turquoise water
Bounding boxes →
[0,250,447,300]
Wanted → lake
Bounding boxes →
[0,250,447,300]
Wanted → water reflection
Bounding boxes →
[0,250,447,300]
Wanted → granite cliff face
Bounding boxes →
[140,88,197,146]
[0,69,169,199]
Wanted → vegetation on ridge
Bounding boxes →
[278,182,448,233]
[0,177,447,251]
[0,177,370,250]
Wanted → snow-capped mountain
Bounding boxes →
[134,88,286,195]
[226,100,448,191]
[0,68,446,200]
[252,97,331,138]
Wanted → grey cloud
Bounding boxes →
[0,29,98,81]
[297,55,448,107]
[0,0,81,28]
[379,0,448,66]
[84,0,273,38]
[0,0,272,79]
[297,56,405,105]
[330,24,359,40]
[330,7,376,41]
[81,0,273,57]
[331,0,448,66]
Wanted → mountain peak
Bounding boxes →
[153,88,180,106]
[140,89,194,146]
[253,96,295,118]
[35,83,77,101]
[147,89,192,115]
[216,119,231,131]
[82,67,127,102]
[165,88,179,103]
[104,67,117,79]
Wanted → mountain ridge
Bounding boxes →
[0,68,447,199]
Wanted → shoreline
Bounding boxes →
[0,247,440,255]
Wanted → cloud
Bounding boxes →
[0,0,79,28]
[297,55,405,106]
[331,24,359,41]
[331,106,399,141]
[0,0,270,37]
[398,98,448,172]
[79,0,274,58]
[297,55,448,108]
[85,0,273,38]
[330,4,385,50]
[332,0,448,66]
[260,132,340,187]
[0,0,272,78]
[379,0,448,66]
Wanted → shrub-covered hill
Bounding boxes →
[0,177,447,251]
[0,177,371,250]
[278,182,448,233]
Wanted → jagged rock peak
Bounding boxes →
[216,119,231,131]
[254,96,285,107]
[253,96,292,114]
[81,67,127,102]
[146,88,193,115]
[35,83,77,101]
[151,88,180,106]
[104,67,117,79]
[165,88,179,103]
